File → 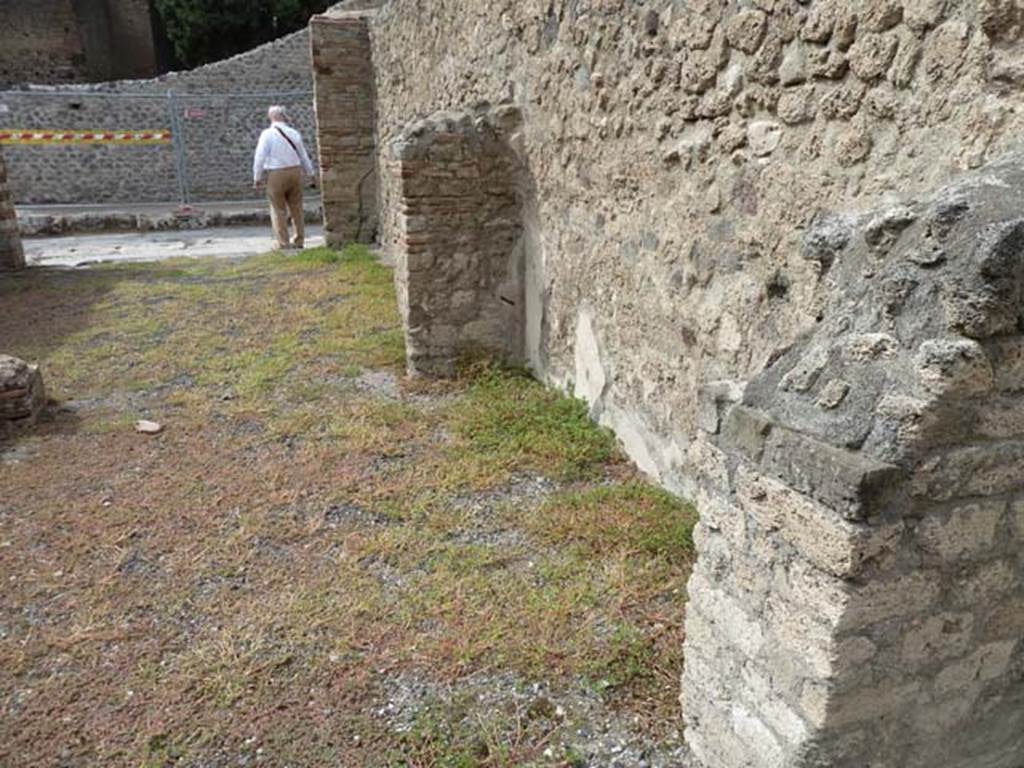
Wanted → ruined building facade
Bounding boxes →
[310,1,1024,765]
[0,0,160,87]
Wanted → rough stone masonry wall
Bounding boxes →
[371,0,1024,496]
[0,148,24,271]
[389,109,526,375]
[359,1,1024,766]
[0,29,316,204]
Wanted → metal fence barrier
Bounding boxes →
[0,88,317,206]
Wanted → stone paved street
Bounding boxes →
[23,225,326,268]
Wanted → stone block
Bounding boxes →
[842,571,941,629]
[914,442,1024,501]
[0,355,45,428]
[697,380,746,435]
[736,467,904,578]
[916,500,1005,561]
[954,560,1019,608]
[985,336,1024,393]
[904,0,948,31]
[910,684,981,736]
[738,662,809,741]
[914,339,994,396]
[935,642,1018,695]
[980,595,1024,642]
[725,10,768,54]
[901,612,975,666]
[974,395,1024,439]
[828,680,922,729]
[722,408,901,521]
[696,491,747,548]
[730,705,785,767]
[763,593,838,678]
[848,33,899,82]
[782,558,850,629]
[688,570,765,659]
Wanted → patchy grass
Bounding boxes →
[449,364,618,482]
[525,483,696,558]
[0,245,696,768]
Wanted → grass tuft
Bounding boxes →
[526,482,697,559]
[448,363,618,481]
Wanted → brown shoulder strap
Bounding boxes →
[274,126,301,161]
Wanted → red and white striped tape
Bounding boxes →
[0,129,172,145]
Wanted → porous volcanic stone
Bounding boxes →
[0,355,45,429]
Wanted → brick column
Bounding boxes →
[0,147,24,271]
[683,161,1024,768]
[389,109,526,376]
[310,13,378,246]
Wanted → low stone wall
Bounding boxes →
[0,148,24,271]
[389,109,526,375]
[0,29,316,204]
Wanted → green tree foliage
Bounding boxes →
[154,0,332,69]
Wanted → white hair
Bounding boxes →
[268,105,289,122]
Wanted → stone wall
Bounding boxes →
[0,29,316,204]
[0,0,159,87]
[312,0,1024,765]
[389,109,527,375]
[311,13,378,245]
[369,0,1024,497]
[684,156,1024,766]
[0,148,24,271]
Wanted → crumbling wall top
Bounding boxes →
[710,151,1024,519]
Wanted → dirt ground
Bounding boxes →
[0,247,696,767]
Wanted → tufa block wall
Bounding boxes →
[0,148,24,271]
[311,14,379,245]
[685,155,1024,767]
[389,109,527,375]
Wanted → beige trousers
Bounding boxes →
[266,166,304,248]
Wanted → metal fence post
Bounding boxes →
[166,90,190,206]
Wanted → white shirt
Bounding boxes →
[253,122,316,182]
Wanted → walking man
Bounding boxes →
[253,105,316,250]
